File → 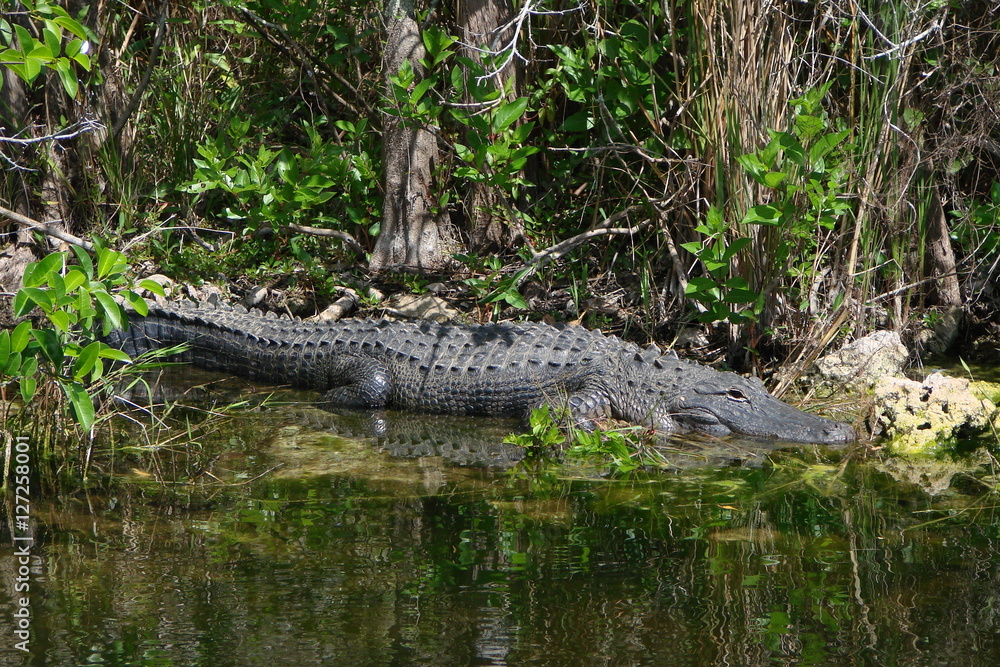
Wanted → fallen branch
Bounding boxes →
[284,223,366,256]
[0,204,94,250]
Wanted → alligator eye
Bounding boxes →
[725,388,748,402]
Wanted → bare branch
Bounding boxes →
[0,118,104,146]
[0,204,94,250]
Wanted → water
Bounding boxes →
[2,376,1000,665]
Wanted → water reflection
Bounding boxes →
[1,386,999,665]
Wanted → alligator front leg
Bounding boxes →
[322,356,393,408]
[537,379,613,431]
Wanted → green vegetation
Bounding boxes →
[2,1,1000,473]
[0,245,163,452]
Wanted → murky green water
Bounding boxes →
[3,376,1000,666]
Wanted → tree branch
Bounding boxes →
[0,204,94,250]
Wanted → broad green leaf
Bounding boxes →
[78,245,104,300]
[26,44,54,62]
[93,290,124,330]
[0,331,9,370]
[721,237,752,261]
[10,320,32,353]
[54,16,88,40]
[137,279,166,297]
[42,25,60,55]
[20,356,36,379]
[561,110,593,132]
[55,58,78,98]
[808,130,850,163]
[3,351,22,376]
[794,113,826,138]
[14,287,53,315]
[25,251,65,286]
[48,309,71,333]
[63,381,95,432]
[94,247,124,279]
[742,204,782,225]
[71,50,90,70]
[409,77,432,104]
[72,341,101,380]
[31,328,63,368]
[492,97,529,133]
[20,375,36,403]
[64,267,87,292]
[14,24,34,53]
[98,347,131,362]
[763,171,787,188]
[123,290,150,316]
[276,147,298,184]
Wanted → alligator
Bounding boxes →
[105,300,857,444]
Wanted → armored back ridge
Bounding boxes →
[105,300,857,444]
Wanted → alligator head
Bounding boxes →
[666,372,857,445]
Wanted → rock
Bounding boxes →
[815,331,908,388]
[244,286,268,307]
[913,306,964,355]
[384,293,460,323]
[873,372,999,456]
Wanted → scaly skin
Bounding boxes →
[105,300,857,444]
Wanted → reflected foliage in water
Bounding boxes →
[2,395,1000,665]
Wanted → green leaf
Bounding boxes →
[64,267,87,292]
[736,153,767,183]
[409,77,432,105]
[48,309,72,333]
[25,251,65,287]
[763,171,787,188]
[679,241,703,255]
[72,341,101,380]
[54,58,78,98]
[136,280,164,298]
[14,287,53,315]
[98,347,131,362]
[122,290,150,316]
[94,290,124,330]
[55,16,89,40]
[561,110,593,132]
[20,375,36,403]
[42,26,60,55]
[742,204,782,225]
[0,331,9,371]
[70,243,96,279]
[492,97,529,133]
[276,147,299,184]
[96,247,126,279]
[808,130,850,164]
[63,381,95,432]
[721,237,752,261]
[794,114,825,139]
[31,328,64,368]
[10,321,32,353]
[3,351,22,377]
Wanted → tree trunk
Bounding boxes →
[370,0,457,273]
[926,188,962,307]
[457,0,524,251]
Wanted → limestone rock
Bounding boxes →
[384,293,460,323]
[873,372,998,455]
[815,331,908,388]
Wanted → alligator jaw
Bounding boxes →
[669,377,857,445]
